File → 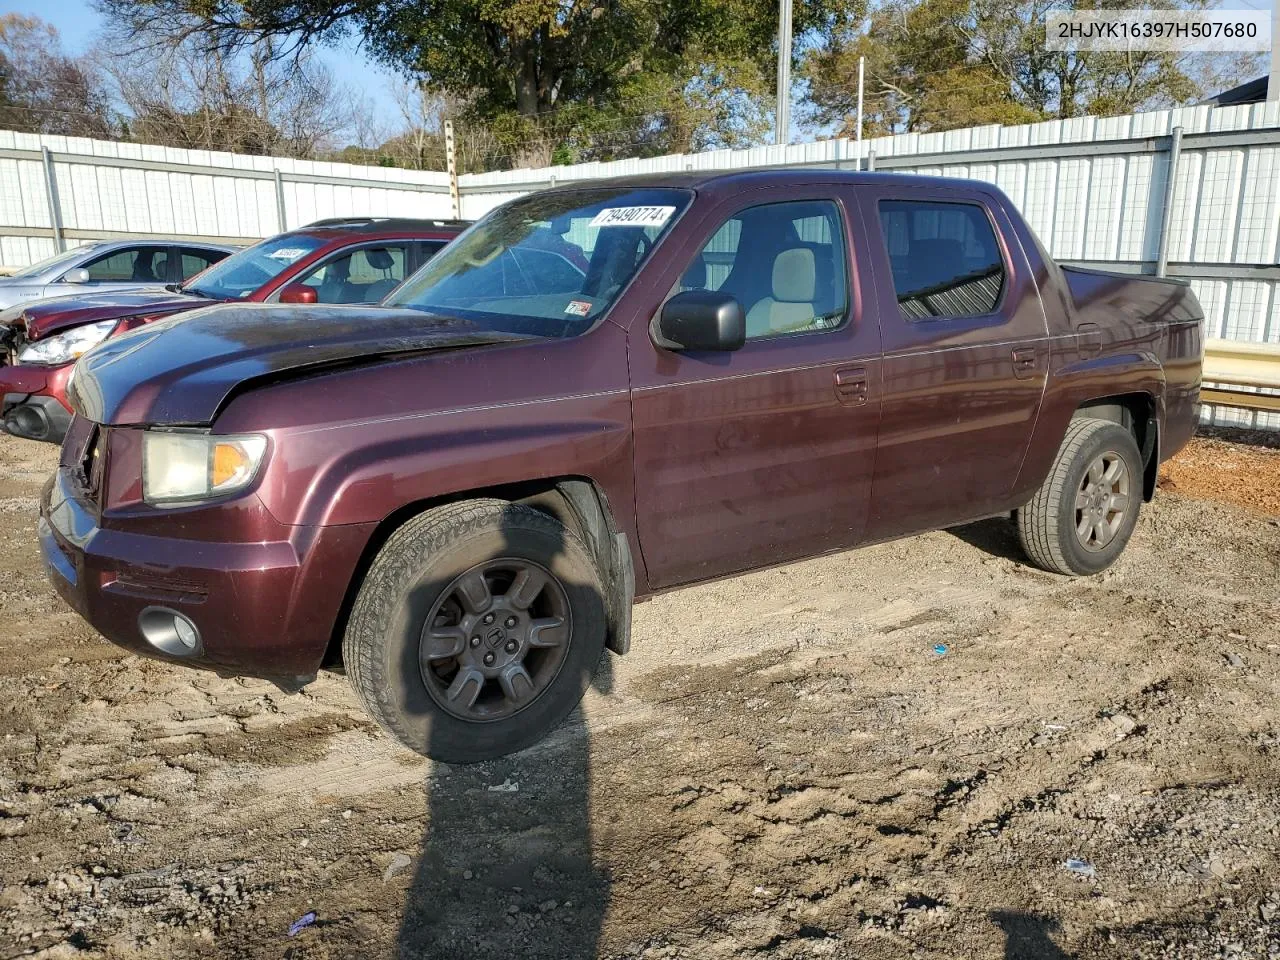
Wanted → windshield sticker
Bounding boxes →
[564,300,592,317]
[588,206,676,228]
[266,247,312,262]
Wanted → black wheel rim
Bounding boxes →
[419,558,572,722]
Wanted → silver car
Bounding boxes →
[0,240,239,311]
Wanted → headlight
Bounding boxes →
[142,432,269,505]
[18,319,118,365]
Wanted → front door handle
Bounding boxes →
[1011,347,1040,380]
[834,367,868,405]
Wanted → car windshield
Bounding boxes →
[386,187,692,337]
[184,234,327,300]
[8,245,102,280]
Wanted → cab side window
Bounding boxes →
[81,246,171,283]
[294,245,409,304]
[877,200,1005,319]
[681,200,848,340]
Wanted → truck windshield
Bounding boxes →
[386,187,692,337]
[184,235,327,300]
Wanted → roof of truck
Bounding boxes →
[538,168,999,194]
[291,217,471,238]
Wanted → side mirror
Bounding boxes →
[62,268,90,284]
[654,290,745,352]
[279,283,319,305]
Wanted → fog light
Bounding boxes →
[138,607,202,657]
[172,616,198,651]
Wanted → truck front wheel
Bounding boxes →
[1016,417,1143,576]
[342,499,609,762]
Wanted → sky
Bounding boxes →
[5,0,1274,148]
[3,0,403,126]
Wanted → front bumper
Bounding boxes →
[0,361,74,443]
[39,470,375,682]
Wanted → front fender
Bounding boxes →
[260,390,637,532]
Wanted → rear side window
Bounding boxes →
[877,200,1005,319]
[180,248,228,279]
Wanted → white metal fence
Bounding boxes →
[2,100,1278,427]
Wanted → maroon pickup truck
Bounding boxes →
[41,171,1203,762]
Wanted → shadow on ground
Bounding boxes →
[396,503,614,960]
[991,909,1073,959]
[396,701,610,960]
[947,516,1025,563]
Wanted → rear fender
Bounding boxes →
[1015,351,1164,505]
[1073,394,1160,502]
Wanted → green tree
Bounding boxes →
[98,0,862,163]
[803,0,1258,136]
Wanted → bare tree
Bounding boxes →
[0,14,116,138]
[373,78,499,171]
[93,27,352,157]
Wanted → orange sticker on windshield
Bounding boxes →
[564,300,592,317]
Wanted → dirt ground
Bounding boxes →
[1159,432,1280,518]
[1,434,1278,960]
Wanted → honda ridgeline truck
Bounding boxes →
[41,171,1203,762]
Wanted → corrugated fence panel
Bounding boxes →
[1083,156,1124,261]
[1193,148,1244,262]
[1235,146,1280,264]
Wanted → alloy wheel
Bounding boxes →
[418,558,572,721]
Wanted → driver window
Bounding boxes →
[294,245,408,304]
[81,246,171,283]
[681,200,848,340]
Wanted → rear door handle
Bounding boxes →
[834,367,868,405]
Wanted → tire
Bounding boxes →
[1016,417,1143,576]
[342,498,609,763]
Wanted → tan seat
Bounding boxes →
[746,247,817,338]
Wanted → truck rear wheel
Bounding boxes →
[342,498,608,762]
[1016,417,1143,576]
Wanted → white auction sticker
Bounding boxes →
[266,247,313,262]
[589,206,676,228]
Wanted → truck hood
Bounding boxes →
[68,302,531,427]
[6,290,206,340]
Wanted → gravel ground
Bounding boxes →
[1,433,1278,960]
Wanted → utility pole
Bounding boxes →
[445,119,461,220]
[776,0,793,145]
[855,56,865,170]
[1269,0,1279,100]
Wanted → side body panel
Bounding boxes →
[852,183,1051,539]
[1012,262,1204,502]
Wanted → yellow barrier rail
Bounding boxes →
[1201,338,1280,414]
